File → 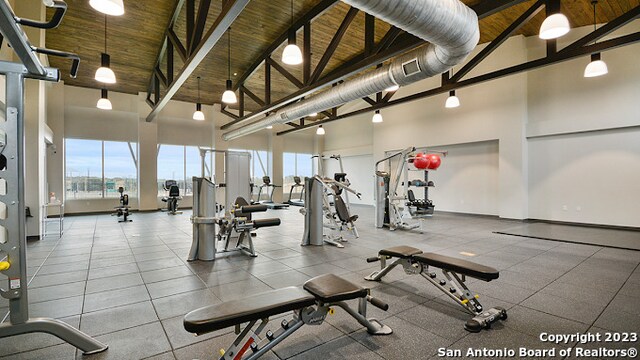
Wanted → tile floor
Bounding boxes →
[1,206,638,359]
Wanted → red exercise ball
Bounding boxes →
[414,153,430,169]
[426,154,441,170]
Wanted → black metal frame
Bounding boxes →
[275,2,640,136]
[145,0,250,121]
[219,0,530,131]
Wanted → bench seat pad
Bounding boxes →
[303,274,368,303]
[379,246,423,259]
[184,287,315,334]
[414,253,499,281]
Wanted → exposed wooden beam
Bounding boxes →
[146,0,250,122]
[365,13,375,56]
[190,0,212,54]
[309,6,359,83]
[220,107,239,120]
[168,28,187,62]
[303,23,311,85]
[451,0,545,82]
[266,57,304,88]
[240,84,265,106]
[233,0,339,91]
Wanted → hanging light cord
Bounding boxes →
[197,76,201,103]
[227,29,231,80]
[290,0,293,25]
[104,15,107,52]
[592,0,597,44]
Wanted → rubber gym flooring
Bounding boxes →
[1,207,639,359]
[495,222,640,251]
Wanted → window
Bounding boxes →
[65,139,137,199]
[157,145,204,196]
[283,152,313,194]
[229,149,269,196]
[104,141,138,198]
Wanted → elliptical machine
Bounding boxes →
[162,180,182,215]
[113,187,132,222]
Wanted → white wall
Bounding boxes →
[317,21,640,227]
[429,141,499,215]
[528,128,640,227]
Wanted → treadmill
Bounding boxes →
[287,176,305,207]
[257,176,289,209]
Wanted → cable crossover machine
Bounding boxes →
[0,0,107,354]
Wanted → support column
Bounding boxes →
[269,131,284,203]
[137,93,158,210]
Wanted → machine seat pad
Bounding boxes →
[303,274,368,303]
[414,253,499,281]
[183,287,315,334]
[253,218,281,229]
[379,246,423,259]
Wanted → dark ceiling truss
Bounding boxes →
[277,2,640,136]
[220,0,532,131]
[145,0,250,121]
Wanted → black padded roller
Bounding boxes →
[368,297,389,311]
[366,257,380,263]
[253,218,281,229]
[239,204,268,213]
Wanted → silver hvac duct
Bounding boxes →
[223,0,479,141]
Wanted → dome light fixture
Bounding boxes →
[584,1,608,78]
[539,13,570,40]
[372,110,383,123]
[445,90,460,108]
[222,29,237,104]
[266,125,273,129]
[193,77,205,121]
[316,125,325,135]
[89,0,124,16]
[95,16,116,84]
[96,89,112,110]
[282,0,302,65]
[584,53,608,78]
[309,112,317,117]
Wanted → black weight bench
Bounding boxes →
[184,274,392,360]
[366,246,507,332]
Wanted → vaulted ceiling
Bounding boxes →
[44,0,640,112]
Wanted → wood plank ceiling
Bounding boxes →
[45,0,640,112]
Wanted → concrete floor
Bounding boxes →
[1,206,639,359]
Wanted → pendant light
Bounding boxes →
[445,90,460,108]
[282,0,303,65]
[97,89,112,110]
[309,112,317,117]
[372,110,383,123]
[193,77,205,121]
[221,29,238,104]
[584,1,608,78]
[95,15,116,84]
[266,125,273,129]
[316,125,325,135]
[539,12,570,40]
[89,0,124,16]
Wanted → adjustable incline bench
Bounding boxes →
[184,274,392,360]
[365,246,507,332]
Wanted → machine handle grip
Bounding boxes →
[239,204,267,213]
[366,257,380,263]
[368,296,389,311]
[16,0,67,29]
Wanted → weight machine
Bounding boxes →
[375,147,446,232]
[189,149,280,261]
[0,0,107,354]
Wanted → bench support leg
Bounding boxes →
[365,258,416,281]
[334,301,392,335]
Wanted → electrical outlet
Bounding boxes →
[562,205,568,211]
